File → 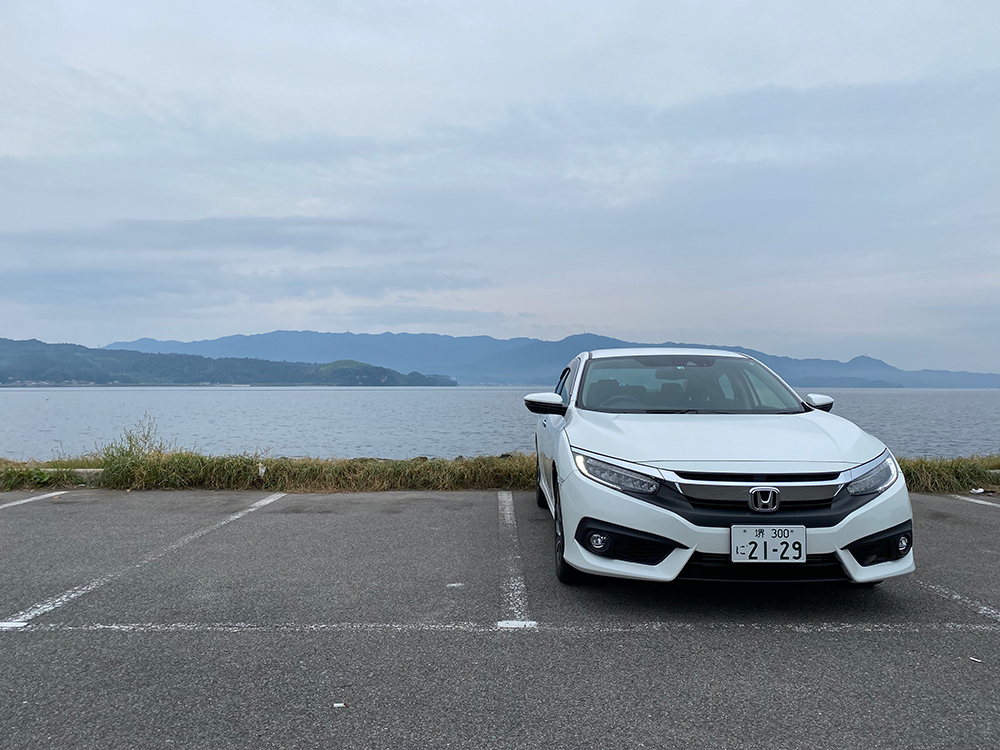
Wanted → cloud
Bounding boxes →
[0,216,422,253]
[0,216,489,306]
[2,3,999,371]
[334,304,511,331]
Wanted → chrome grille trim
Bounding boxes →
[656,452,891,511]
[657,450,891,491]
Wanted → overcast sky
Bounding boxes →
[3,0,999,371]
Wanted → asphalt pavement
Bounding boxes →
[1,487,999,749]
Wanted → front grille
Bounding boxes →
[677,552,849,582]
[621,477,871,529]
[678,481,840,512]
[685,497,834,511]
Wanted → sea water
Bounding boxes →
[1,386,998,461]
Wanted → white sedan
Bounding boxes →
[524,348,914,584]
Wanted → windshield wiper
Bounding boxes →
[643,409,702,414]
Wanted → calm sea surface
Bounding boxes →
[1,386,998,461]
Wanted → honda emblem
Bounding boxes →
[749,486,780,512]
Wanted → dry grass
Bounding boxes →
[90,416,535,491]
[1,418,997,495]
[897,456,1000,495]
[1,453,536,493]
[0,467,80,492]
[1,416,535,492]
[101,452,535,492]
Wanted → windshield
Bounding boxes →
[576,354,807,414]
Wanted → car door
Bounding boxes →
[539,359,579,493]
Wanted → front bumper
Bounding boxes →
[559,466,914,583]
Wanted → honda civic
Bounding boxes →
[524,348,914,584]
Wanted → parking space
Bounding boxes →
[907,493,1000,607]
[518,491,983,629]
[0,490,274,619]
[1,489,999,749]
[60,491,500,626]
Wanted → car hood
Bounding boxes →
[565,409,886,474]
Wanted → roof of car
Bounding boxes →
[587,347,748,360]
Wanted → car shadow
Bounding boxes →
[548,576,924,625]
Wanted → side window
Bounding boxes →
[554,368,570,399]
[555,360,580,406]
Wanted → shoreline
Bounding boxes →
[3,453,997,496]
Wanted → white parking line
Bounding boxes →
[2,621,999,635]
[918,580,1000,624]
[497,491,537,629]
[949,494,1000,509]
[0,491,69,511]
[0,492,286,625]
[15,622,488,633]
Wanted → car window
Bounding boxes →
[577,355,805,414]
[558,359,580,406]
[742,369,788,410]
[719,373,735,400]
[555,360,581,407]
[554,368,570,400]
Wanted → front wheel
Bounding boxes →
[553,479,586,585]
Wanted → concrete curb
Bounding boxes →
[38,468,103,484]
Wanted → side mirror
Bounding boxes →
[805,393,834,412]
[524,392,567,416]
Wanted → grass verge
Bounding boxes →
[1,454,535,493]
[95,452,535,492]
[1,417,535,493]
[896,456,1000,495]
[1,419,996,495]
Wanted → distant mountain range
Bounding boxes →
[106,331,1000,388]
[0,338,456,386]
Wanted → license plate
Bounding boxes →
[731,525,807,563]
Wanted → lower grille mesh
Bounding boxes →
[678,552,849,582]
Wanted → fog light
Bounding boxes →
[588,532,611,552]
[897,534,911,554]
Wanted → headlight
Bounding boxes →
[574,453,660,494]
[847,455,899,496]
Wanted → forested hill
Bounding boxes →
[0,338,456,386]
[107,330,1000,388]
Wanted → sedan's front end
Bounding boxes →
[559,446,913,583]
[526,348,915,585]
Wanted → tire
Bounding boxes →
[553,478,586,585]
[535,451,548,509]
